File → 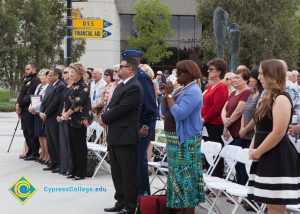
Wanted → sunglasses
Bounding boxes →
[63,71,68,74]
[176,70,185,76]
[120,64,130,69]
[104,73,109,76]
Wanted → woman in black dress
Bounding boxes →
[62,63,92,180]
[248,59,300,213]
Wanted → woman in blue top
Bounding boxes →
[161,60,204,214]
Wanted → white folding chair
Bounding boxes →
[201,141,223,182]
[86,123,110,178]
[149,120,167,188]
[151,120,166,157]
[86,122,103,147]
[205,145,242,214]
[224,148,265,214]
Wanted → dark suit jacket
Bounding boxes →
[101,77,143,146]
[40,79,66,122]
[17,74,41,111]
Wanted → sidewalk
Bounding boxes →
[0,112,253,214]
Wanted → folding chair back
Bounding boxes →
[87,122,104,144]
[236,148,252,175]
[201,141,222,175]
[154,120,165,141]
[219,145,242,170]
[86,122,96,141]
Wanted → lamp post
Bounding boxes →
[66,0,72,66]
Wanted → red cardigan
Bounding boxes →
[201,83,228,125]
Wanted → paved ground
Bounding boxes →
[0,112,258,214]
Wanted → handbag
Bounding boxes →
[86,150,99,177]
[136,189,167,214]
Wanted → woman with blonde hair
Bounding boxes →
[28,69,50,164]
[224,72,235,95]
[248,59,300,213]
[62,63,92,180]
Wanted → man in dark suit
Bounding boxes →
[16,63,41,160]
[39,68,66,172]
[100,57,143,214]
[121,49,157,196]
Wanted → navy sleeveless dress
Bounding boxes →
[248,93,300,204]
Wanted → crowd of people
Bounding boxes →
[15,48,300,213]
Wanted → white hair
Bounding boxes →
[93,68,103,74]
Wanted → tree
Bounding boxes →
[0,0,86,95]
[128,0,173,65]
[197,0,300,68]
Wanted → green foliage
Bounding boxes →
[0,102,15,112]
[197,0,300,68]
[0,0,86,95]
[129,0,174,65]
[0,89,10,102]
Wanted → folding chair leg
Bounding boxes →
[231,196,243,214]
[92,152,110,178]
[208,190,223,214]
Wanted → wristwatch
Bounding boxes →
[142,125,149,129]
[167,94,173,98]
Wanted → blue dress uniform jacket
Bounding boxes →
[135,68,157,127]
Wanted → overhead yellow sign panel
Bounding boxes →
[73,29,111,39]
[73,19,112,29]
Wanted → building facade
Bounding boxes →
[73,0,201,71]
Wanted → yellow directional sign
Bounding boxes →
[73,29,111,38]
[73,19,112,29]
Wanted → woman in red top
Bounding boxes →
[201,58,228,178]
[221,66,252,185]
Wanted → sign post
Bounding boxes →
[66,0,72,66]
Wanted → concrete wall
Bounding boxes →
[73,0,120,70]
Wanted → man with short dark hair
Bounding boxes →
[121,48,157,196]
[40,67,66,172]
[101,56,143,214]
[16,63,41,160]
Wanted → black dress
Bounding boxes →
[248,93,300,204]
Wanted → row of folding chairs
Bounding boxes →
[202,142,267,214]
[148,119,266,214]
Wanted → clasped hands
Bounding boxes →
[249,148,261,162]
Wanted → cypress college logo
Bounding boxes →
[9,176,38,204]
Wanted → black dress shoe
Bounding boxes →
[104,206,123,212]
[43,164,57,171]
[117,209,134,214]
[24,155,39,161]
[51,168,60,173]
[74,176,85,180]
[66,175,75,179]
[19,154,28,159]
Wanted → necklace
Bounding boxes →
[175,81,195,97]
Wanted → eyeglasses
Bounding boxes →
[120,65,130,69]
[208,67,217,72]
[225,78,232,81]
